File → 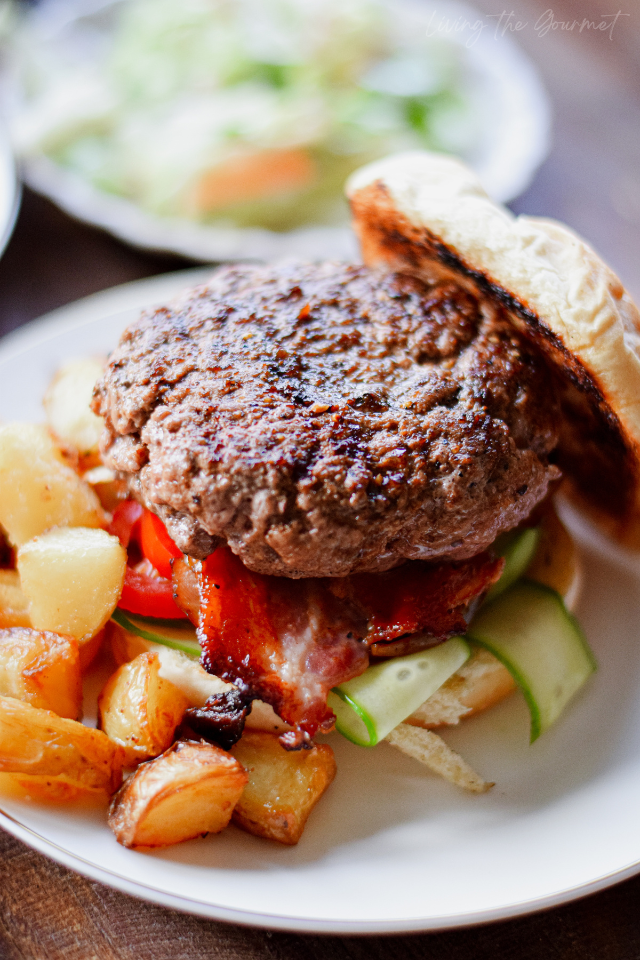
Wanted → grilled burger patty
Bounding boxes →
[94,261,561,578]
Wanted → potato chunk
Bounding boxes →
[0,628,81,720]
[0,695,124,794]
[0,423,104,546]
[108,740,247,848]
[43,358,105,466]
[0,569,31,629]
[231,731,336,845]
[18,527,126,642]
[98,652,189,765]
[82,466,127,513]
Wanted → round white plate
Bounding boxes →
[0,115,20,259]
[1,271,639,934]
[9,0,549,262]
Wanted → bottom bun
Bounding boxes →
[407,502,582,730]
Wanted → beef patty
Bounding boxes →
[94,261,561,577]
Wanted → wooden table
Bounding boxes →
[1,1,640,955]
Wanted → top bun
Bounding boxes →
[347,151,640,546]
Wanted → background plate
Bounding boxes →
[0,115,20,260]
[9,0,549,262]
[1,272,639,934]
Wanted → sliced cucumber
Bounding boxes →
[111,608,201,659]
[467,579,596,741]
[486,526,541,602]
[327,636,470,747]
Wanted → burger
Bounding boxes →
[93,151,640,758]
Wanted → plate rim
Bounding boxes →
[0,806,638,934]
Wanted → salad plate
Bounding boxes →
[4,0,549,262]
[0,116,20,260]
[1,271,640,933]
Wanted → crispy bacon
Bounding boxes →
[197,547,368,738]
[344,554,504,653]
[189,546,503,740]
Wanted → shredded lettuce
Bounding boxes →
[9,0,477,229]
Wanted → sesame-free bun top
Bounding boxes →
[347,151,640,545]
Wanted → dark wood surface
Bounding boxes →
[1,1,640,955]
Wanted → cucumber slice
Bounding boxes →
[111,608,201,658]
[486,526,541,602]
[467,579,596,741]
[327,636,470,747]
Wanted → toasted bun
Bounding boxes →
[347,151,640,546]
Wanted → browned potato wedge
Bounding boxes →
[107,617,151,666]
[0,696,124,794]
[43,358,105,468]
[109,740,247,848]
[18,526,126,643]
[0,423,105,546]
[231,731,336,845]
[1,773,108,804]
[98,652,189,765]
[0,628,82,720]
[82,466,127,513]
[0,569,31,629]
[78,627,107,672]
[0,567,105,670]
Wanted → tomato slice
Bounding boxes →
[139,509,182,580]
[119,566,187,619]
[109,500,143,548]
[110,501,187,619]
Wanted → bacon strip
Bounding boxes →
[191,547,503,739]
[343,553,504,649]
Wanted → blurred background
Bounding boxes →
[0,0,638,335]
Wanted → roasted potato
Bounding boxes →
[0,423,104,546]
[43,358,105,469]
[109,739,247,848]
[98,652,189,765]
[0,627,82,720]
[231,731,336,845]
[82,466,127,513]
[106,620,289,733]
[108,617,160,666]
[0,773,109,804]
[0,569,31,629]
[18,526,126,643]
[0,695,124,794]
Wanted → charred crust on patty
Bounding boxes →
[94,260,561,577]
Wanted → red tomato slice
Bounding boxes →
[139,509,182,580]
[110,501,187,619]
[119,566,187,620]
[109,500,143,548]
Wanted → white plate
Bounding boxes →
[1,271,639,934]
[9,0,549,262]
[0,115,20,259]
